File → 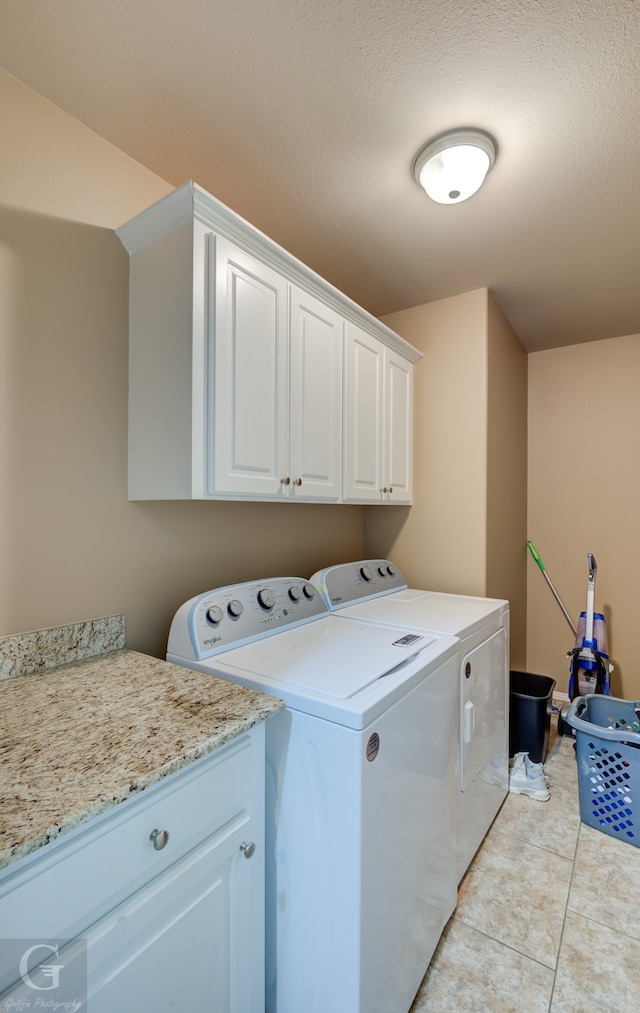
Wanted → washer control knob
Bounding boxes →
[206,605,224,625]
[288,586,302,602]
[387,564,396,576]
[257,588,276,610]
[360,565,374,582]
[228,599,244,618]
[378,566,387,577]
[302,583,316,600]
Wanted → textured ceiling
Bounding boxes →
[1,0,639,351]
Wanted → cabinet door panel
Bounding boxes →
[212,237,288,496]
[343,326,384,502]
[289,288,342,500]
[85,815,261,1013]
[384,349,413,503]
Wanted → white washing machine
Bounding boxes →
[167,576,460,1013]
[310,560,509,880]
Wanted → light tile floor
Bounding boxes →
[410,716,640,1012]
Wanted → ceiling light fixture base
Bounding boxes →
[412,128,497,205]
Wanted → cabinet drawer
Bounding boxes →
[0,727,262,980]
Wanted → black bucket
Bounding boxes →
[509,670,556,763]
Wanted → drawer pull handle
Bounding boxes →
[240,840,256,859]
[149,828,170,851]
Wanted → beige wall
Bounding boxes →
[365,290,488,591]
[364,289,528,666]
[0,70,364,658]
[19,66,633,691]
[528,333,640,698]
[486,294,528,667]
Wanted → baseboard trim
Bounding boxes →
[553,690,570,708]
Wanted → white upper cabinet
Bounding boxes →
[343,325,413,504]
[117,182,420,502]
[211,237,289,498]
[211,243,342,500]
[287,286,343,500]
[383,347,413,503]
[343,325,384,501]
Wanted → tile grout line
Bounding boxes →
[546,826,579,1008]
[488,822,577,865]
[565,899,640,946]
[546,750,582,1013]
[450,912,560,974]
[489,822,578,863]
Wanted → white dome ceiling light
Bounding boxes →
[412,129,497,205]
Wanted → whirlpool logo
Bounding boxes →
[202,635,222,646]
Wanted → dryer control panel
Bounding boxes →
[167,577,328,661]
[311,559,407,609]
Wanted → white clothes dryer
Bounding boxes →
[167,576,460,1013]
[310,560,509,880]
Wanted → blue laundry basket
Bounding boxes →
[565,694,640,847]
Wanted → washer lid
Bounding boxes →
[220,615,435,696]
[205,615,459,727]
[335,589,508,638]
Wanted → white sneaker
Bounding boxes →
[508,752,550,801]
[483,752,510,789]
[512,751,550,785]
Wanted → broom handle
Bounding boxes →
[585,553,596,643]
[527,541,578,636]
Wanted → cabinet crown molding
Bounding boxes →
[116,181,422,364]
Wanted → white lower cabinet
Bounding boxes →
[0,726,265,1012]
[343,324,413,503]
[84,814,254,1011]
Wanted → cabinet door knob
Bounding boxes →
[240,840,256,859]
[149,828,170,851]
[294,477,302,487]
[281,476,291,485]
[388,486,393,494]
[380,487,388,494]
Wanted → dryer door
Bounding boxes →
[460,628,507,792]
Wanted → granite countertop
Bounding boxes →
[0,639,284,871]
